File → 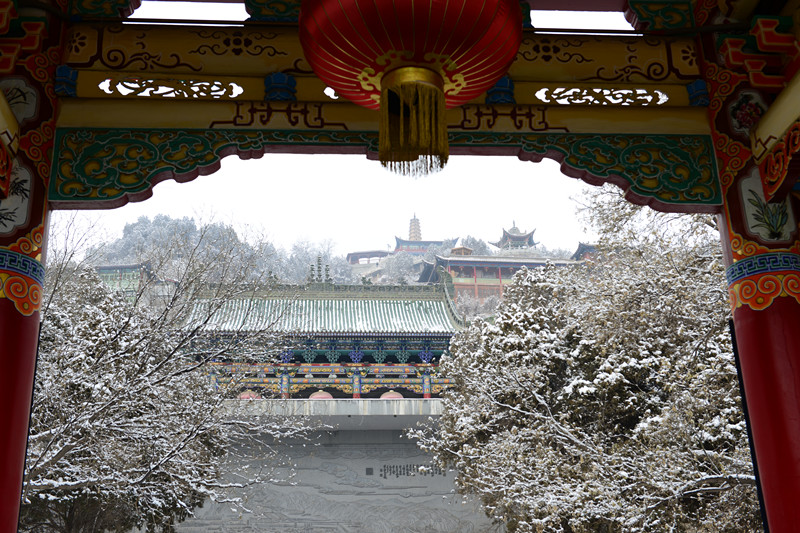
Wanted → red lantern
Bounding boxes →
[299,0,522,175]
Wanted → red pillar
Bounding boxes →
[0,5,62,528]
[0,299,41,531]
[497,267,503,298]
[693,1,800,523]
[727,257,800,529]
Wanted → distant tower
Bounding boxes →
[409,215,422,241]
[395,215,444,255]
[491,223,538,250]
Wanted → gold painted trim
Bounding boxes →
[752,70,800,162]
[382,67,444,91]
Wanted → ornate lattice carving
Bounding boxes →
[98,77,244,99]
[534,87,668,106]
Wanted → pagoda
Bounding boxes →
[394,215,447,256]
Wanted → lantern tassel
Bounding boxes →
[379,67,448,176]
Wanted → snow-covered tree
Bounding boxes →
[423,239,458,262]
[281,239,355,284]
[91,215,354,285]
[412,187,761,532]
[94,214,202,264]
[458,236,493,256]
[453,292,501,319]
[21,216,308,532]
[377,251,418,284]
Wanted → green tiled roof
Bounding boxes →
[184,284,462,335]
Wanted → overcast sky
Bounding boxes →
[59,2,633,256]
[75,155,596,255]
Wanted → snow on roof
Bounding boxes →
[183,285,462,335]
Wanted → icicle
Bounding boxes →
[379,67,448,176]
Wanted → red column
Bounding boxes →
[694,5,800,523]
[497,267,503,298]
[727,255,800,529]
[0,299,41,531]
[0,6,62,528]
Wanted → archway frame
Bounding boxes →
[4,0,800,531]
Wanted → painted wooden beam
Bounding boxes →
[56,98,709,134]
[70,70,693,107]
[63,23,700,84]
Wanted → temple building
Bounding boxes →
[89,266,497,531]
[345,216,451,283]
[173,278,498,532]
[418,226,587,301]
[393,236,447,255]
[490,223,538,250]
[95,263,153,296]
[571,242,597,261]
[94,263,175,306]
[418,253,578,301]
[188,278,463,399]
[345,249,390,265]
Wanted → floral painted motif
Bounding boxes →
[747,190,788,240]
[730,92,765,134]
[740,172,795,243]
[0,162,30,235]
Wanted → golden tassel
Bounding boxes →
[379,67,448,176]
